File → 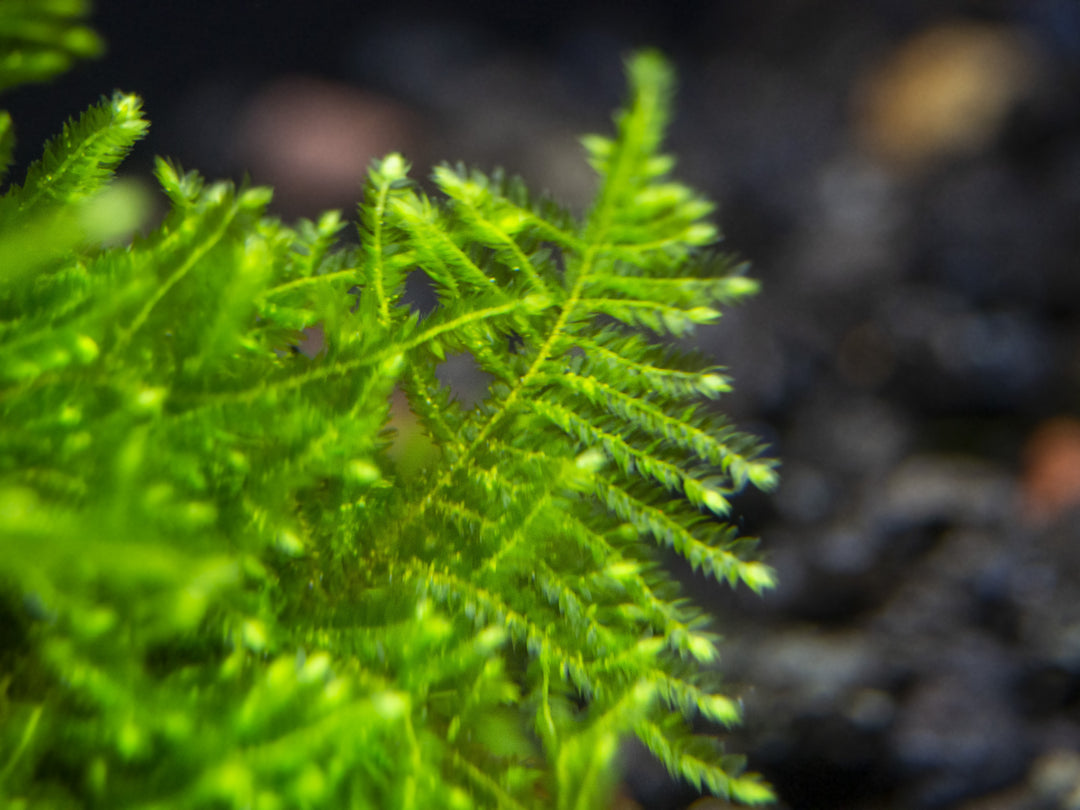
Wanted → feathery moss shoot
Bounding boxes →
[0,35,778,810]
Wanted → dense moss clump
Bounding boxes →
[0,5,776,808]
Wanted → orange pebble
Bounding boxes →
[1022,417,1080,524]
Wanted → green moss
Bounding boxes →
[0,9,776,808]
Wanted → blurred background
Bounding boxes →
[9,1,1080,807]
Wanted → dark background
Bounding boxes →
[10,2,1080,808]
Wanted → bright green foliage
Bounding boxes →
[0,43,778,810]
[0,0,102,93]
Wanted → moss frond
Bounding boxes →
[0,47,777,809]
[0,0,103,94]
